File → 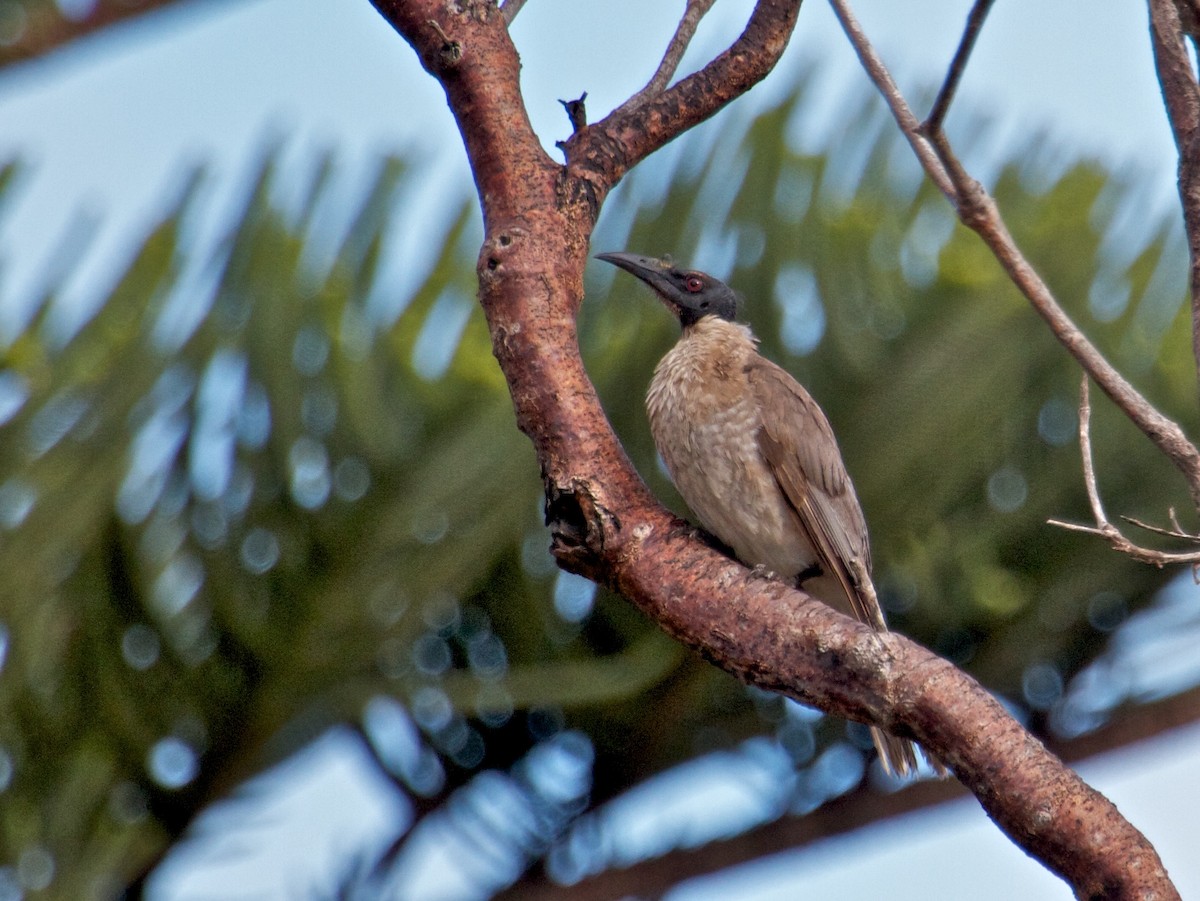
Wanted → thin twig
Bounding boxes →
[826,0,954,198]
[1149,0,1200,148]
[564,0,800,190]
[828,0,1200,508]
[1047,376,1200,568]
[1077,376,1108,527]
[920,0,996,135]
[1045,519,1200,567]
[501,0,529,26]
[1122,513,1200,542]
[628,0,719,106]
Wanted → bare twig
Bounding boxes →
[562,0,801,197]
[829,0,1200,509]
[501,0,528,26]
[1149,0,1200,156]
[1123,511,1200,542]
[1048,376,1200,568]
[826,0,953,198]
[920,0,996,135]
[628,0,719,106]
[1078,375,1108,525]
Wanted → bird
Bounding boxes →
[598,250,943,779]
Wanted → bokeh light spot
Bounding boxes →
[148,737,199,790]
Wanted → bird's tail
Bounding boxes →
[847,559,949,779]
[871,727,947,779]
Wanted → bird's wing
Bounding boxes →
[748,358,939,778]
[746,358,885,630]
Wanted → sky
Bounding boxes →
[0,0,1196,899]
[674,719,1200,901]
[0,0,1178,337]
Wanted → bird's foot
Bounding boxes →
[748,564,782,582]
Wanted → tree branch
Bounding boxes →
[1048,376,1200,568]
[921,0,995,135]
[0,0,230,68]
[501,0,528,26]
[1124,510,1200,542]
[1148,0,1200,387]
[369,0,1178,896]
[828,0,953,196]
[628,0,719,105]
[562,0,801,202]
[830,0,1200,512]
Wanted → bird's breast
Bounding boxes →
[646,331,815,579]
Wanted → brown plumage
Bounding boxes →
[599,251,943,779]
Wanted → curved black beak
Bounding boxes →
[595,252,676,295]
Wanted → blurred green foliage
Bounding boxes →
[0,75,1193,897]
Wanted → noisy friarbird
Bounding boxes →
[598,251,943,779]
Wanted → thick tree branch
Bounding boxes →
[1149,0,1200,388]
[369,0,1177,896]
[602,543,1175,899]
[830,0,1200,512]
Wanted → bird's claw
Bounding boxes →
[749,564,781,582]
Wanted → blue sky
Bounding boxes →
[1,1,1196,898]
[0,0,1176,338]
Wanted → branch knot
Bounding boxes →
[545,478,622,579]
[426,19,462,69]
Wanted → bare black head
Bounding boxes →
[597,252,740,327]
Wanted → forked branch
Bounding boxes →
[829,0,1200,511]
[564,0,801,194]
[1048,376,1200,570]
[922,0,995,135]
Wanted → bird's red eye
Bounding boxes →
[684,275,704,293]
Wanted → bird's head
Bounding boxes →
[597,252,740,327]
